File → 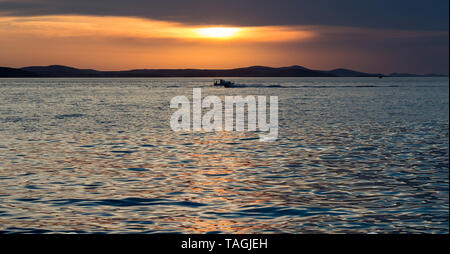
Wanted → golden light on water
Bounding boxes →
[194,27,241,39]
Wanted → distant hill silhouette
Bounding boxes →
[21,65,101,77]
[327,68,382,77]
[0,65,447,78]
[0,67,39,77]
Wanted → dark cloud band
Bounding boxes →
[0,0,448,30]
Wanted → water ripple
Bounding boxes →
[0,77,448,233]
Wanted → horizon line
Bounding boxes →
[1,64,449,76]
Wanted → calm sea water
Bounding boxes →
[0,77,448,233]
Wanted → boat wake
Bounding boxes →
[212,79,284,88]
[233,83,284,88]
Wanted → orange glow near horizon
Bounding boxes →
[0,15,320,70]
[1,14,444,72]
[193,27,241,39]
[0,15,316,42]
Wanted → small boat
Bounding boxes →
[213,79,236,88]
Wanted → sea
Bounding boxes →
[0,77,448,233]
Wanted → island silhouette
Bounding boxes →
[0,65,446,78]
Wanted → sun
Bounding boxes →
[194,27,241,39]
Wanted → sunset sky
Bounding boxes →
[0,0,448,74]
